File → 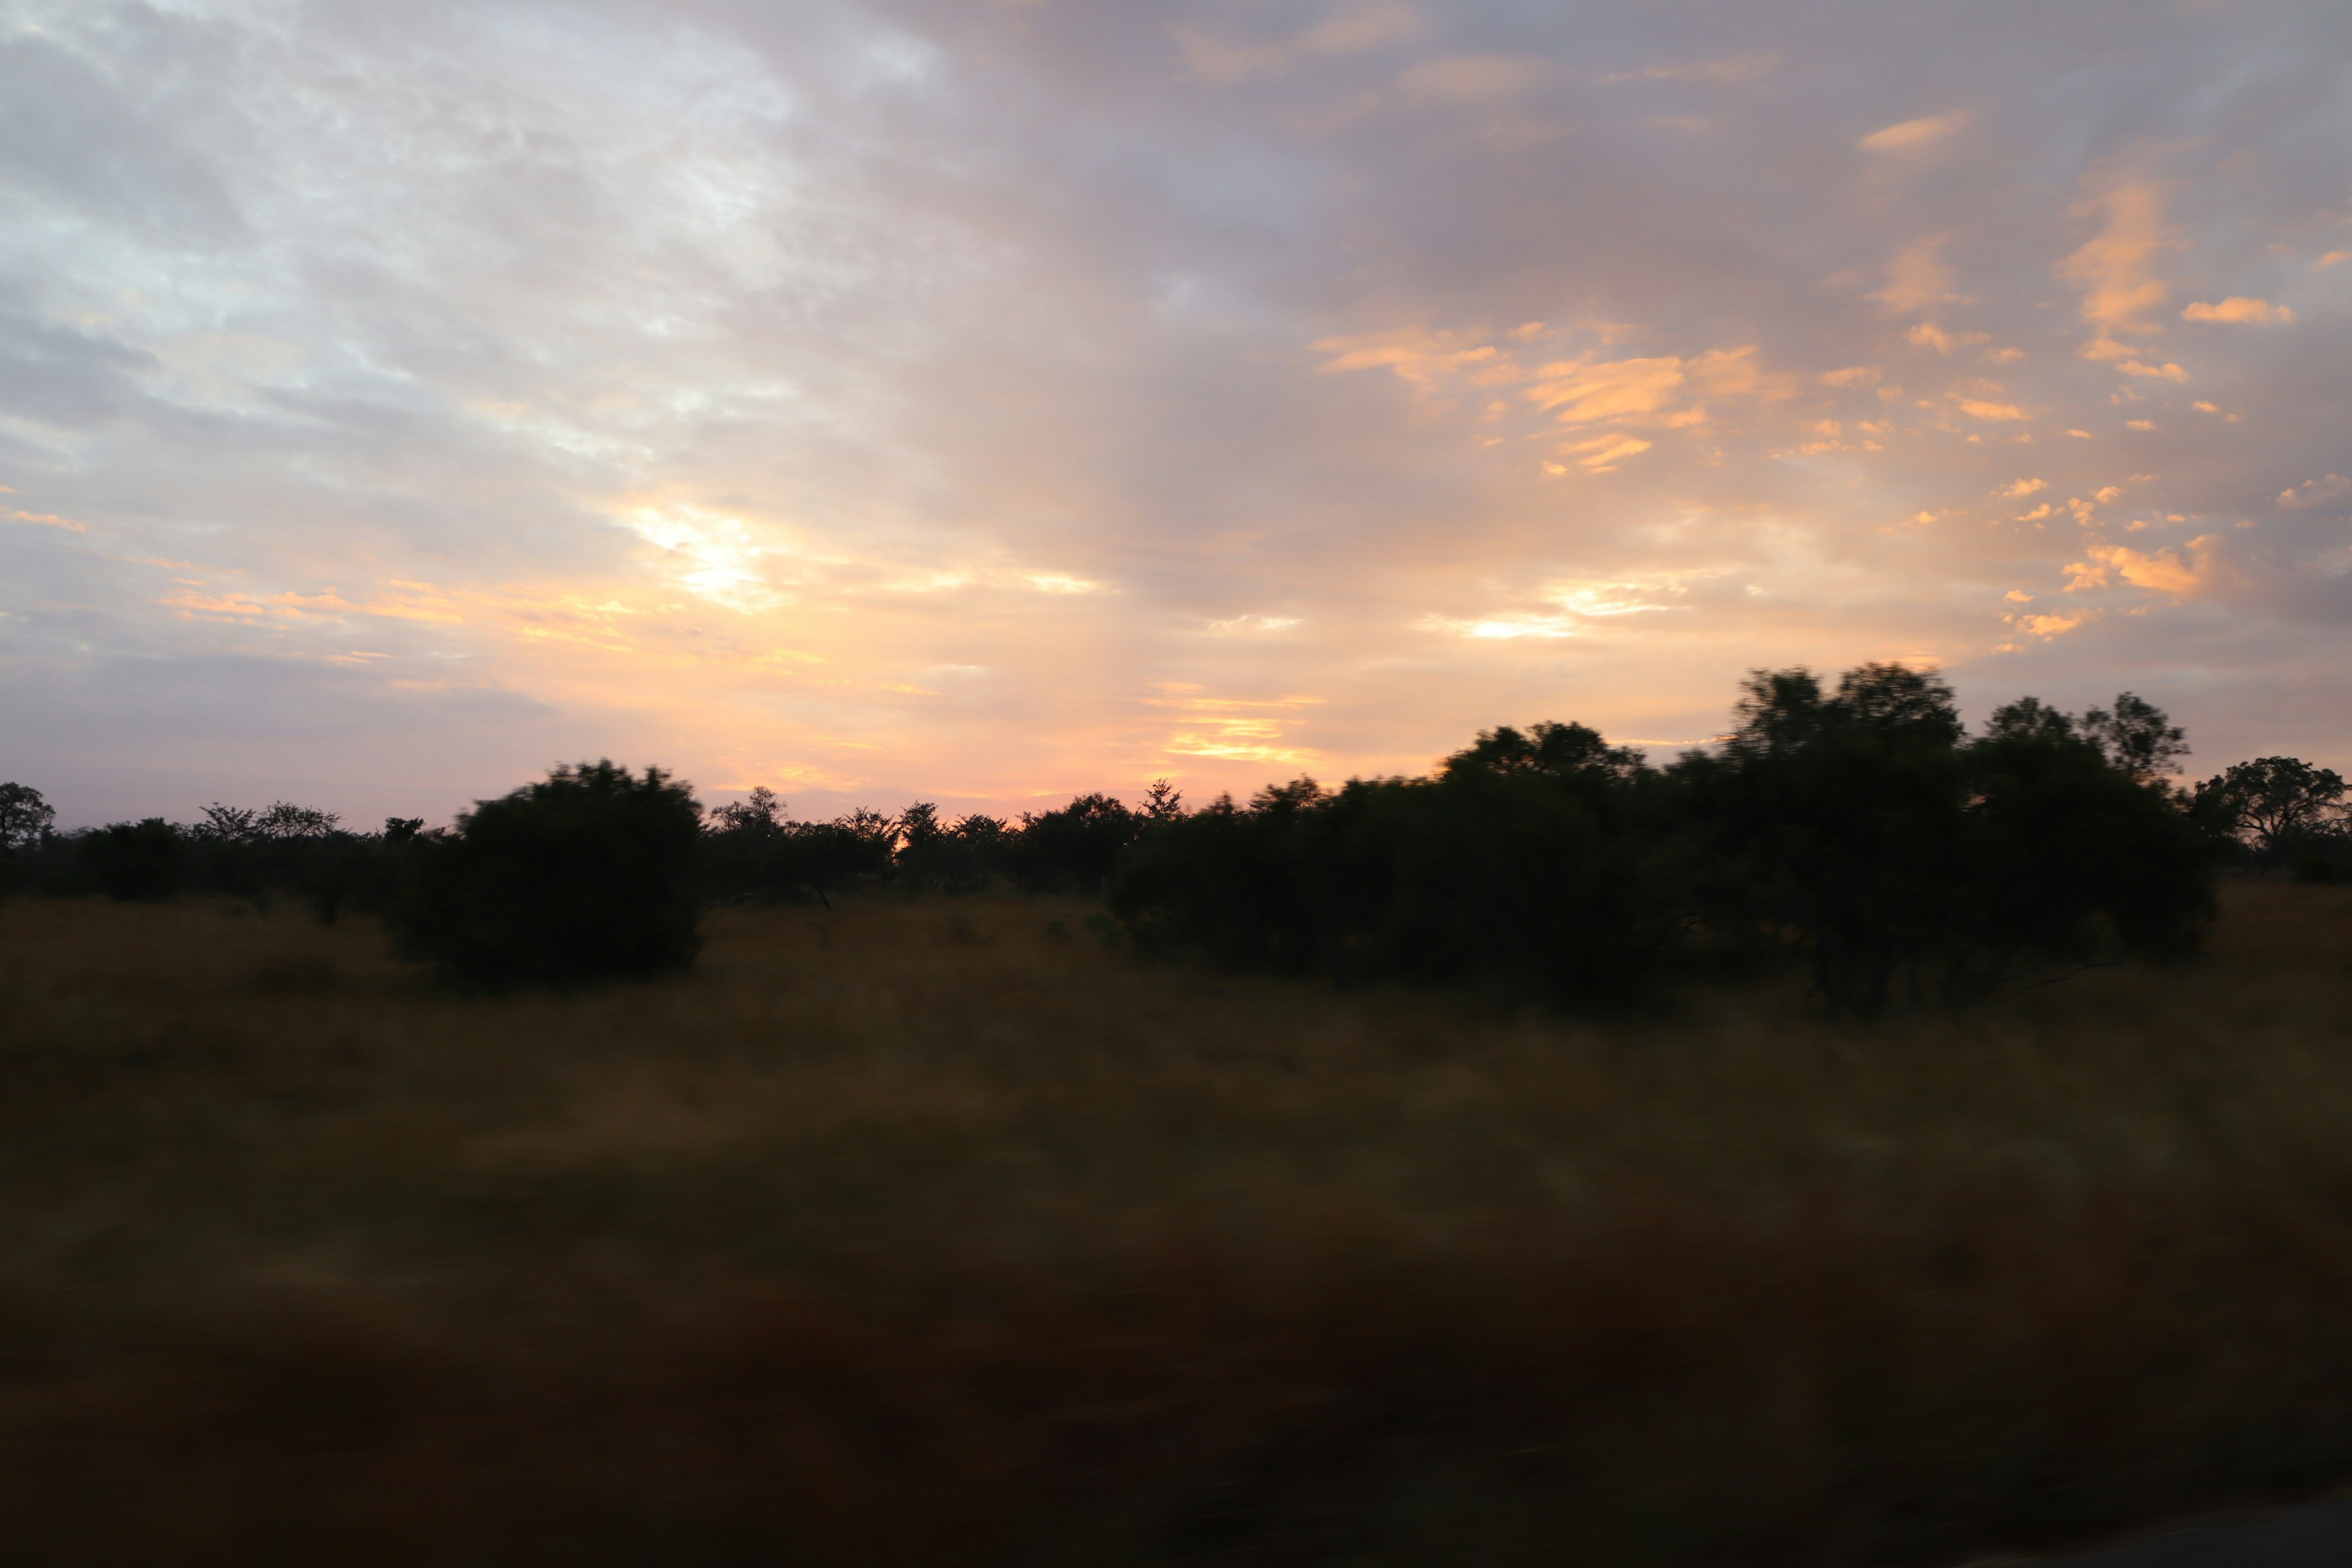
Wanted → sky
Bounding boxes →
[2,0,2348,829]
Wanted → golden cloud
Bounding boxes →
[2182,296,2293,325]
[2068,535,2226,597]
[1874,236,1959,313]
[1860,110,1972,153]
[2062,172,2176,351]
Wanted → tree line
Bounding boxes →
[1,664,2345,1008]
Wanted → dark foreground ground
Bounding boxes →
[2038,1494,2352,1565]
[4,881,2352,1566]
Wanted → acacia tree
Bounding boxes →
[2195,757,2348,865]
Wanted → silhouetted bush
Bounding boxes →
[1112,727,1686,1005]
[388,761,704,988]
[1017,793,1139,893]
[2195,756,2348,873]
[1112,669,2218,1014]
[2293,831,2352,885]
[895,802,1016,893]
[79,818,189,902]
[703,790,899,908]
[1675,666,2213,1009]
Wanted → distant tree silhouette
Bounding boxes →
[2079,692,2190,785]
[703,791,900,908]
[389,761,704,987]
[2195,757,2349,873]
[1442,720,1646,782]
[1115,665,2216,1014]
[1675,665,1972,1011]
[0,783,55,897]
[0,783,52,853]
[80,819,188,902]
[1017,793,1139,893]
[1140,779,1186,821]
[1981,696,2076,744]
[1112,745,1684,1005]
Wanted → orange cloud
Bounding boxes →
[2068,536,2227,597]
[1526,355,1686,421]
[2063,171,2176,353]
[2182,296,2293,324]
[1860,110,1972,153]
[1874,236,1958,313]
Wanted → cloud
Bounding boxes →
[1907,323,1987,353]
[1607,51,1781,85]
[1526,356,1686,422]
[1860,110,1972,153]
[2002,478,2046,497]
[1558,432,1654,472]
[2062,172,2176,350]
[6,0,2352,824]
[2278,475,2351,511]
[2182,296,2294,325]
[2068,536,2228,597]
[1400,54,1553,102]
[1874,237,1959,313]
[1313,328,1503,385]
[2012,610,2094,639]
[1177,2,1422,81]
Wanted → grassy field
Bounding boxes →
[4,883,2352,1565]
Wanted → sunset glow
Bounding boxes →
[3,2,2348,825]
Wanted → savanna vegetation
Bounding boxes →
[1,664,2349,1565]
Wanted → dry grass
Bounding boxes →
[4,882,2352,1565]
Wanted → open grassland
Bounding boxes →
[4,885,2352,1565]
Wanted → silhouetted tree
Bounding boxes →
[2080,692,2190,785]
[1116,666,2214,1015]
[0,782,54,898]
[1140,778,1186,821]
[895,803,1016,893]
[1674,664,1971,1011]
[704,791,901,909]
[1112,745,1684,1006]
[1981,696,2076,744]
[388,761,704,988]
[0,783,52,854]
[2195,757,2349,872]
[1442,720,1646,782]
[1017,793,1139,893]
[80,819,188,902]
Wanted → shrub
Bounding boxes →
[2293,831,2352,886]
[1674,668,2212,1010]
[1110,754,1686,1006]
[1111,669,2218,1015]
[1016,793,1139,894]
[388,761,704,988]
[79,819,189,902]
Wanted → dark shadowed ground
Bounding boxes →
[2033,1494,2352,1565]
[5,881,2352,1565]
